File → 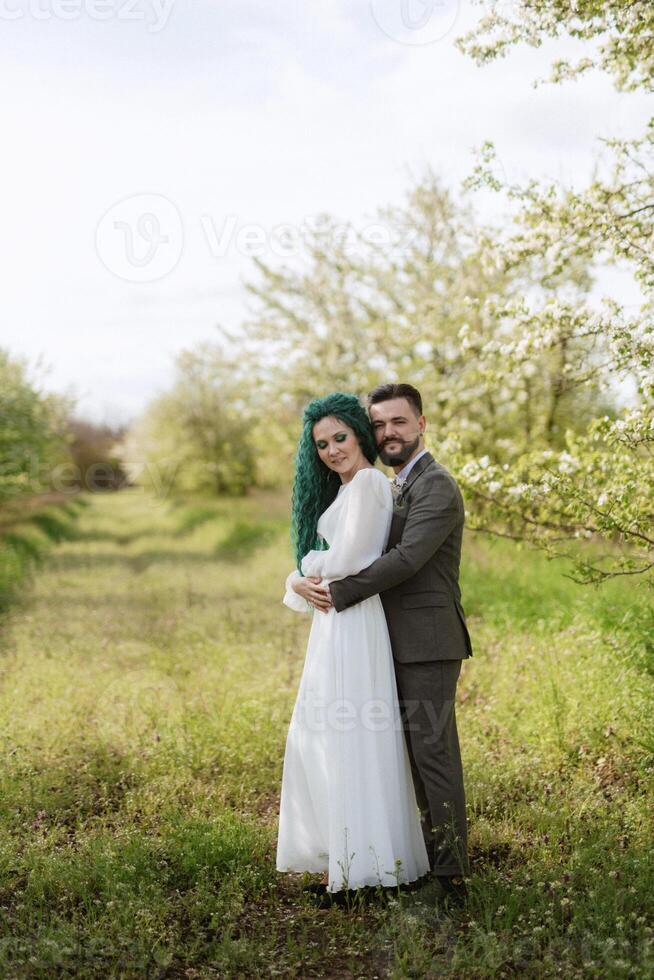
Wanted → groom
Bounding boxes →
[292,383,473,901]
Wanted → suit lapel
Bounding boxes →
[402,450,434,494]
[385,452,435,552]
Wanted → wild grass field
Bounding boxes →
[0,487,652,978]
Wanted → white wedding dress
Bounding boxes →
[276,466,430,893]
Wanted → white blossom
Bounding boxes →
[557,452,579,474]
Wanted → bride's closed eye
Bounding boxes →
[316,433,348,449]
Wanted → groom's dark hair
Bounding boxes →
[367,383,422,418]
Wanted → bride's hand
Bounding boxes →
[292,576,333,612]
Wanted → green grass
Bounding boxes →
[214,519,284,561]
[0,497,83,614]
[173,503,226,537]
[0,488,652,977]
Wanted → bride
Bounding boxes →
[276,391,430,899]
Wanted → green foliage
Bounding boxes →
[0,348,74,502]
[161,813,271,885]
[68,495,90,511]
[2,529,44,564]
[0,539,30,614]
[174,504,224,537]
[457,0,654,93]
[115,343,258,499]
[28,508,79,543]
[214,520,281,561]
[0,501,83,614]
[450,0,654,584]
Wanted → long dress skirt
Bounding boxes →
[276,591,430,892]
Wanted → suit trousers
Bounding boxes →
[394,658,470,877]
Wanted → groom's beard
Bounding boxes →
[378,433,421,467]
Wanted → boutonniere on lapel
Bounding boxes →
[390,476,407,513]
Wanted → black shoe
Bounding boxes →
[302,882,328,896]
[308,885,383,910]
[434,874,468,908]
[308,887,354,910]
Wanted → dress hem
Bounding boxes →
[276,864,432,894]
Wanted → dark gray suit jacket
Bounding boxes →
[329,452,473,663]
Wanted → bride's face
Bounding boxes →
[312,416,365,477]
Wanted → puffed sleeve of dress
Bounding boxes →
[282,568,312,613]
[300,468,393,583]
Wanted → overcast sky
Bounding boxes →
[1,0,651,426]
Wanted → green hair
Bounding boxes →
[291,392,378,572]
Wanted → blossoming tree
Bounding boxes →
[450,0,653,583]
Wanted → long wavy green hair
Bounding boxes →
[291,392,378,572]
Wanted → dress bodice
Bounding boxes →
[316,483,349,547]
[283,467,393,612]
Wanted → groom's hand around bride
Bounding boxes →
[292,576,333,612]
